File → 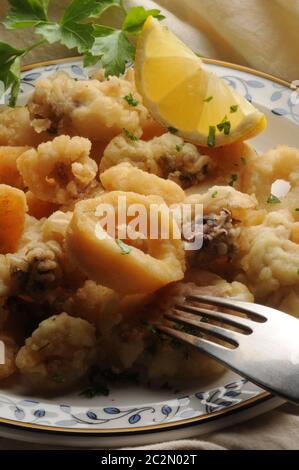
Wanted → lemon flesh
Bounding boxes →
[135,17,266,147]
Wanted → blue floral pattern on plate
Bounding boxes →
[0,379,261,429]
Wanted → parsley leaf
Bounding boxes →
[267,194,281,205]
[123,128,138,141]
[62,0,122,24]
[91,25,135,76]
[229,174,238,187]
[1,2,166,103]
[0,43,24,106]
[58,22,94,53]
[4,0,49,29]
[115,239,132,254]
[217,116,231,135]
[168,126,178,134]
[211,191,218,198]
[204,96,213,103]
[230,104,239,113]
[34,22,61,43]
[0,42,24,64]
[82,52,101,67]
[207,126,216,147]
[80,384,110,398]
[123,93,139,107]
[51,373,64,384]
[176,144,183,152]
[123,6,165,34]
[37,1,123,53]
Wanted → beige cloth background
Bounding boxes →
[0,0,299,450]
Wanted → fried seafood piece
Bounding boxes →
[237,210,299,299]
[66,192,186,294]
[266,286,299,319]
[42,210,73,245]
[8,240,64,296]
[26,191,59,220]
[100,162,185,205]
[241,145,299,211]
[184,209,240,267]
[0,255,12,300]
[0,107,50,147]
[138,278,252,383]
[0,146,30,189]
[28,71,149,142]
[197,141,257,189]
[184,269,254,302]
[17,135,98,204]
[181,187,257,274]
[0,334,18,381]
[184,186,258,220]
[100,133,213,188]
[63,281,121,328]
[0,185,27,255]
[7,212,82,299]
[16,313,96,391]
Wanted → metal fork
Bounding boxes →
[158,295,299,404]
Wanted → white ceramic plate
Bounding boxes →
[0,58,297,448]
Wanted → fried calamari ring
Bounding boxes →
[100,163,185,205]
[0,185,27,254]
[66,192,186,294]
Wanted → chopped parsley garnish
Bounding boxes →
[217,116,231,135]
[174,322,199,336]
[267,194,281,205]
[295,208,299,212]
[80,384,110,398]
[123,128,139,142]
[229,174,238,187]
[115,239,132,255]
[207,125,216,148]
[230,105,239,113]
[204,96,213,103]
[176,144,184,152]
[143,321,162,337]
[79,366,110,398]
[211,191,218,199]
[241,157,247,166]
[297,269,299,276]
[123,93,139,107]
[168,126,178,134]
[51,374,64,384]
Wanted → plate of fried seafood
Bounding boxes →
[0,16,298,447]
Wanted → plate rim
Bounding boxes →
[21,55,292,88]
[1,56,288,438]
[0,392,272,436]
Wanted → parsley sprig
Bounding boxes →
[0,0,165,105]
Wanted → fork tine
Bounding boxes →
[187,295,267,322]
[166,310,241,346]
[175,304,254,331]
[157,325,233,359]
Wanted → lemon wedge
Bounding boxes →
[135,17,267,147]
